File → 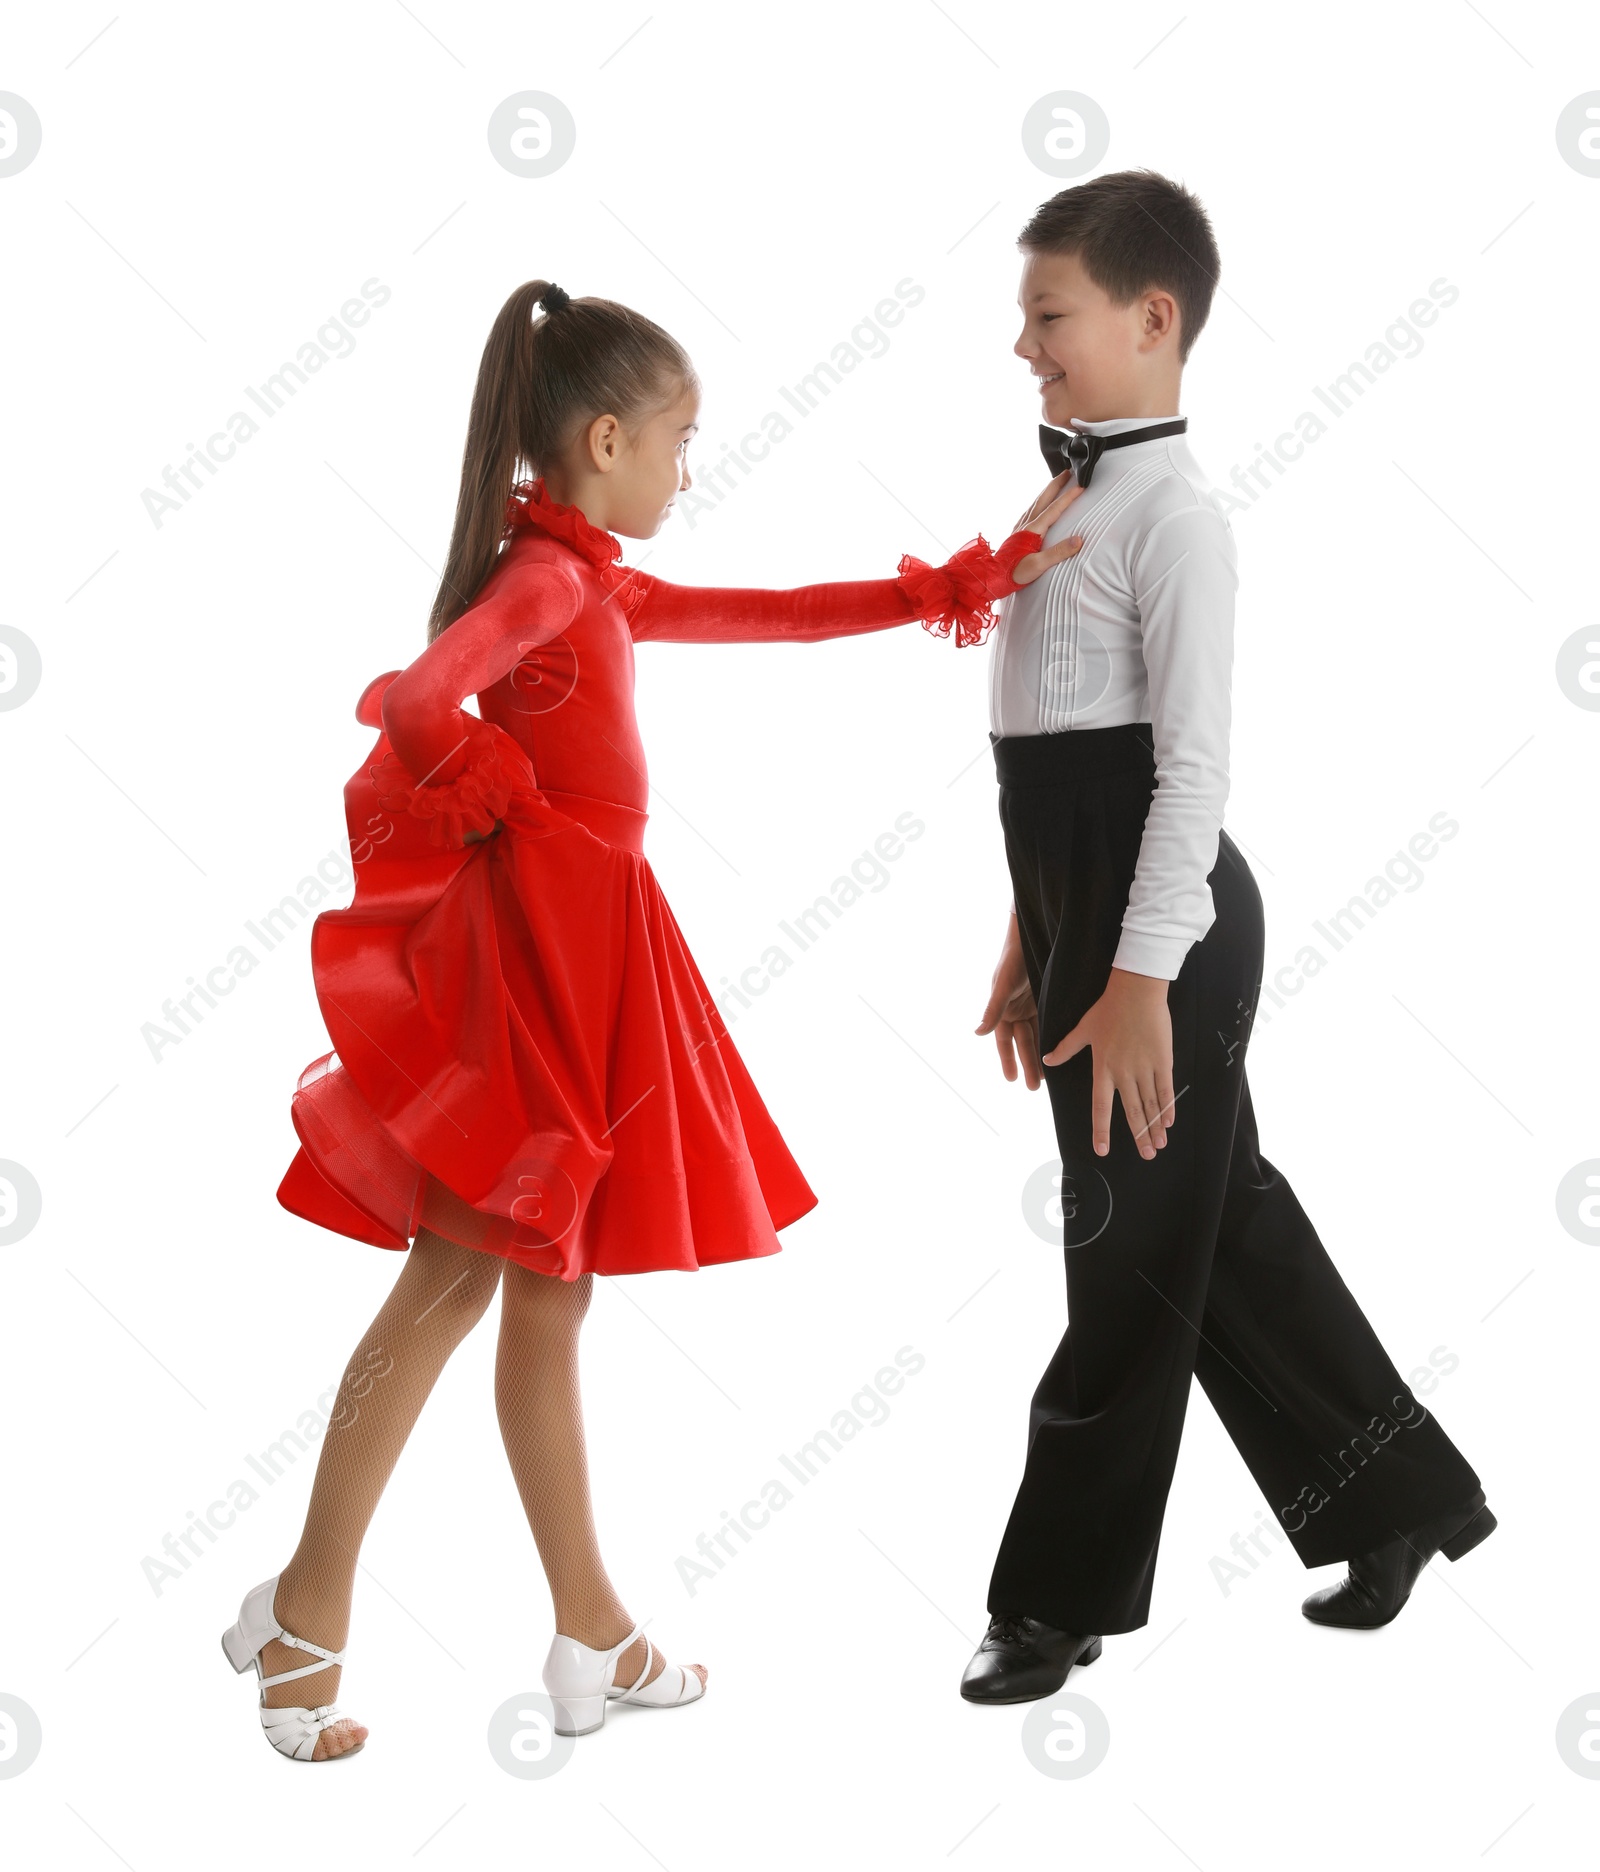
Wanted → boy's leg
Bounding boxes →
[1188,1074,1482,1565]
[985,821,1261,1635]
[984,739,1484,1636]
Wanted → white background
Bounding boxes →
[2,1,1596,1864]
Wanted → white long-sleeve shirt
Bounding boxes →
[988,417,1238,981]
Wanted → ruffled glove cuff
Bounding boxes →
[896,530,1042,649]
[371,713,530,851]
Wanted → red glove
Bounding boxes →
[370,711,529,851]
[896,530,1043,649]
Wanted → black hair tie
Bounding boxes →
[539,283,571,314]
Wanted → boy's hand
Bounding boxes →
[1008,476,1086,586]
[975,910,1044,1089]
[1042,967,1177,1160]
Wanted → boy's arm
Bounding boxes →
[1030,497,1233,1158]
[1115,502,1238,979]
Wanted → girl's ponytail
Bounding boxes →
[426,279,695,642]
[427,280,546,642]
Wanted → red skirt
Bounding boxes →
[276,687,817,1278]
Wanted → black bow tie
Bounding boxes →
[1039,418,1188,488]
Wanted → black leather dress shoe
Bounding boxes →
[960,1614,1103,1704]
[1301,1489,1497,1630]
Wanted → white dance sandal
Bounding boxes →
[220,1573,365,1763]
[542,1623,706,1736]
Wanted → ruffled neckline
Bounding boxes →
[503,477,623,571]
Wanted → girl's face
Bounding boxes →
[596,380,699,538]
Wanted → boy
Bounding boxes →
[960,169,1494,1705]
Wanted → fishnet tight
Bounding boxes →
[260,1226,693,1760]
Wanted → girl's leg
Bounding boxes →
[259,1226,505,1757]
[494,1264,705,1694]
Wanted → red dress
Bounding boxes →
[276,480,1034,1278]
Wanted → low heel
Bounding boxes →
[220,1622,255,1674]
[1439,1504,1497,1562]
[549,1692,606,1737]
[1080,1636,1103,1665]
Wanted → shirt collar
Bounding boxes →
[1067,415,1183,437]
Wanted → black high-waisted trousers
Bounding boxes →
[987,723,1482,1635]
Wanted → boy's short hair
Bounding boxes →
[1018,169,1220,362]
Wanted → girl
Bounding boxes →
[221,280,1086,1760]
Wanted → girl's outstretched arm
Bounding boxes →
[380,557,583,789]
[626,483,1085,647]
[626,564,947,645]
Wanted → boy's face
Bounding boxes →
[1014,249,1179,426]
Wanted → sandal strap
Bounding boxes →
[614,1637,696,1706]
[259,1700,348,1761]
[257,1627,346,1689]
[616,1655,692,1706]
[604,1623,643,1672]
[618,1635,655,1700]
